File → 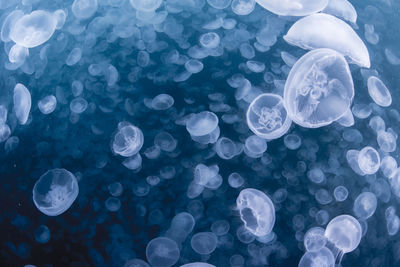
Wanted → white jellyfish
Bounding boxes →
[207,0,232,9]
[9,10,57,48]
[298,247,335,267]
[215,137,242,160]
[246,93,292,140]
[151,94,174,110]
[284,48,354,128]
[180,263,215,267]
[236,188,275,237]
[322,0,357,23]
[199,32,220,49]
[284,133,301,150]
[334,186,348,202]
[367,76,392,107]
[124,259,150,267]
[38,95,57,115]
[70,97,88,114]
[303,227,326,252]
[13,83,31,125]
[255,0,328,16]
[244,135,267,158]
[186,111,220,144]
[190,232,218,255]
[32,169,79,216]
[146,237,180,267]
[72,0,98,19]
[166,212,195,244]
[284,13,370,68]
[231,0,256,15]
[353,192,377,220]
[112,123,144,157]
[357,146,380,175]
[325,215,362,259]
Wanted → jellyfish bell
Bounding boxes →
[255,0,329,16]
[284,48,354,128]
[111,122,144,157]
[246,93,292,140]
[298,247,335,267]
[32,169,79,216]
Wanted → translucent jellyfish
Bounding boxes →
[191,232,218,255]
[364,24,379,45]
[334,186,348,202]
[72,0,98,20]
[298,247,335,267]
[215,137,242,160]
[105,197,121,212]
[180,263,215,267]
[307,167,325,184]
[353,192,377,220]
[130,0,163,12]
[211,220,230,236]
[283,49,354,128]
[246,93,292,140]
[322,0,357,23]
[246,61,265,73]
[199,32,220,49]
[13,83,31,125]
[284,133,301,150]
[207,0,232,9]
[38,95,57,115]
[380,156,397,178]
[154,132,177,152]
[325,215,362,254]
[284,14,370,68]
[186,111,220,144]
[231,0,255,15]
[32,169,79,216]
[377,131,396,153]
[145,237,180,267]
[1,10,24,43]
[228,173,245,188]
[385,48,400,65]
[8,44,29,64]
[151,94,174,110]
[244,135,267,158]
[10,10,57,48]
[185,59,204,74]
[66,48,82,66]
[108,182,123,197]
[124,259,150,267]
[357,146,380,175]
[166,212,195,243]
[303,227,326,252]
[70,97,88,114]
[112,123,144,157]
[385,206,400,236]
[0,124,11,143]
[34,225,50,244]
[346,150,365,176]
[255,0,328,16]
[367,76,392,107]
[236,188,275,237]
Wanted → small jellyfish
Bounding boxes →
[130,0,163,11]
[112,123,144,157]
[284,49,354,128]
[38,95,57,115]
[34,225,50,244]
[72,0,98,19]
[231,0,256,15]
[151,94,174,110]
[284,13,370,68]
[377,131,396,153]
[32,169,79,216]
[180,263,215,267]
[357,146,380,175]
[199,32,220,49]
[105,197,121,212]
[10,10,57,48]
[367,76,392,107]
[146,237,180,267]
[244,135,267,158]
[380,156,397,178]
[255,0,328,16]
[190,232,218,255]
[236,188,275,237]
[66,47,82,66]
[303,227,326,252]
[246,93,292,140]
[211,220,230,236]
[154,131,177,152]
[124,259,150,267]
[108,182,123,197]
[298,247,335,267]
[207,0,232,9]
[8,44,29,64]
[284,133,301,150]
[166,212,195,243]
[215,137,242,160]
[353,192,377,220]
[334,186,348,202]
[186,111,220,144]
[13,83,31,125]
[185,59,204,74]
[325,215,362,254]
[307,167,325,184]
[70,97,88,114]
[228,173,245,188]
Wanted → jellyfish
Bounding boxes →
[207,0,232,9]
[236,188,275,237]
[334,186,348,202]
[111,122,144,157]
[284,13,370,68]
[165,212,195,244]
[151,94,174,110]
[190,232,218,255]
[283,48,354,128]
[357,146,380,175]
[180,263,215,267]
[9,10,57,48]
[284,133,301,150]
[303,227,326,252]
[353,192,377,220]
[38,95,57,115]
[130,0,163,11]
[34,225,51,244]
[199,32,220,49]
[211,220,230,236]
[367,76,392,107]
[13,83,31,125]
[124,259,150,267]
[186,111,220,144]
[324,215,362,263]
[72,0,98,19]
[255,0,328,16]
[231,0,256,15]
[145,237,180,267]
[322,0,357,23]
[298,247,335,267]
[228,173,245,188]
[215,137,243,160]
[246,93,292,140]
[70,97,88,114]
[32,169,79,216]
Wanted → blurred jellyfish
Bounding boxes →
[323,0,357,23]
[38,95,57,115]
[32,169,79,216]
[353,192,377,220]
[70,97,88,114]
[244,135,267,158]
[231,0,256,15]
[367,76,391,107]
[228,173,245,188]
[154,131,177,152]
[130,0,163,11]
[199,32,220,49]
[284,49,354,128]
[303,227,326,252]
[186,111,220,144]
[34,225,50,244]
[191,232,218,255]
[105,197,121,212]
[166,212,195,244]
[211,220,230,236]
[284,133,301,150]
[112,122,144,157]
[215,137,242,160]
[72,0,98,19]
[377,131,396,153]
[357,146,380,175]
[380,156,397,178]
[151,94,174,110]
[247,93,291,140]
[180,263,215,267]
[108,182,123,197]
[146,237,180,267]
[325,214,362,261]
[334,186,348,202]
[13,83,31,125]
[124,259,150,267]
[207,0,232,9]
[236,188,275,237]
[255,0,328,16]
[298,247,334,267]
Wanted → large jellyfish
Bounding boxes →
[145,237,180,267]
[283,48,354,128]
[236,188,275,237]
[32,169,79,216]
[298,247,335,267]
[283,13,370,68]
[246,93,292,140]
[255,0,328,16]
